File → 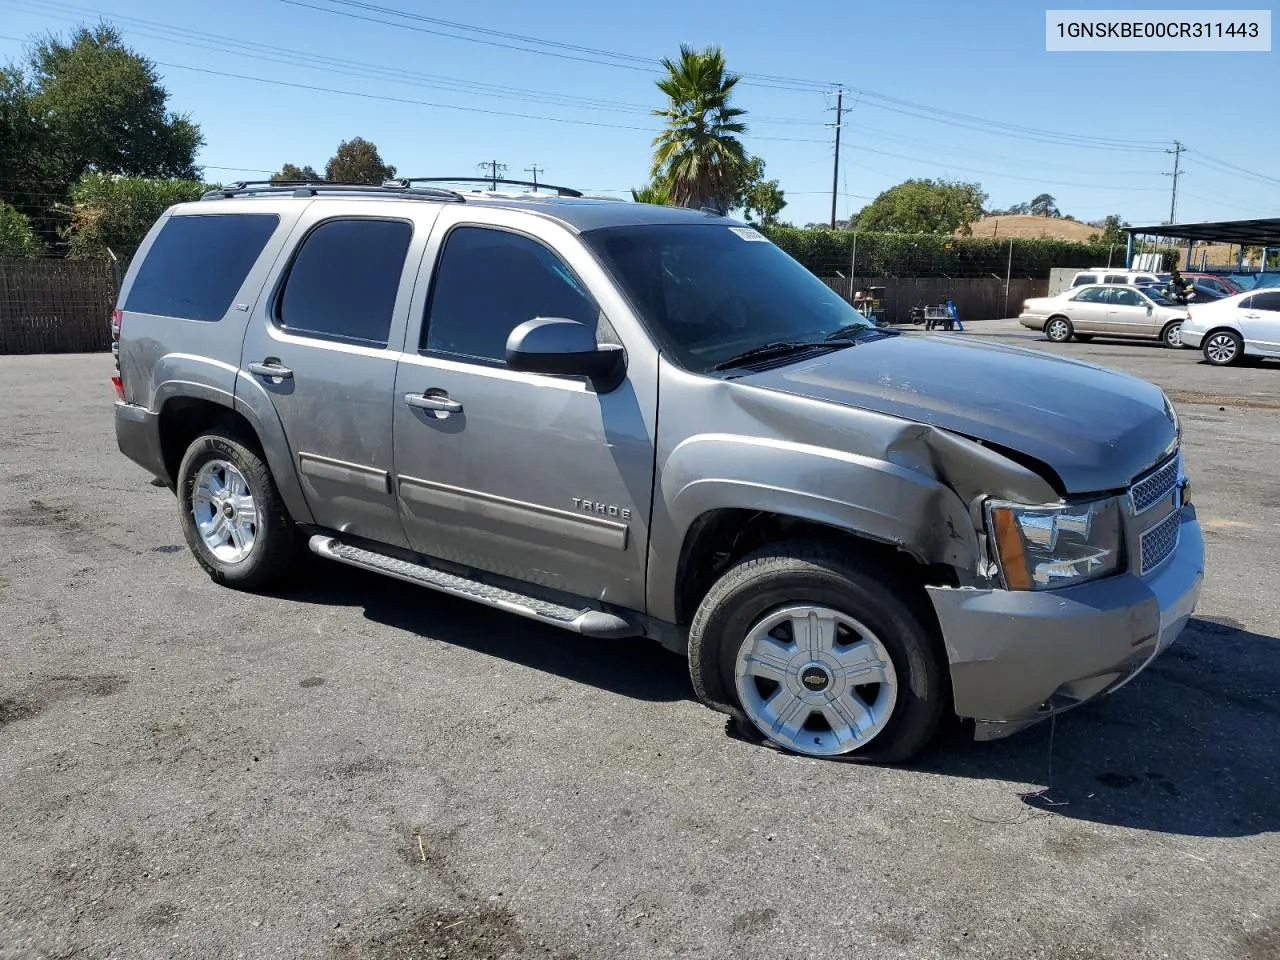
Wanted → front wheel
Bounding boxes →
[1045,316,1074,343]
[1202,329,1243,366]
[687,542,948,763]
[176,430,302,590]
[1162,321,1184,349]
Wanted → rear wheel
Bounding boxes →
[688,542,948,763]
[1045,316,1073,343]
[176,430,302,590]
[1162,321,1184,349]
[1202,329,1243,366]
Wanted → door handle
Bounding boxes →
[1243,313,1260,319]
[404,392,462,414]
[248,359,293,380]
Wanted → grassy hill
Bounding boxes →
[959,215,1100,241]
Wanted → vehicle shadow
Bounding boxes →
[911,616,1280,838]
[282,566,1277,836]
[278,561,693,704]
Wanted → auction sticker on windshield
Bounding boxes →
[729,227,769,241]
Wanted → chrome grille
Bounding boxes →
[1140,509,1180,575]
[1130,454,1180,515]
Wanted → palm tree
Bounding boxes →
[630,181,671,205]
[650,44,748,211]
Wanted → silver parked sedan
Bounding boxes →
[1020,284,1190,348]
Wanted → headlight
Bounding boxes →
[986,497,1123,590]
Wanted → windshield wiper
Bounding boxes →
[825,323,899,342]
[712,339,845,371]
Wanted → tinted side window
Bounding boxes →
[1103,274,1128,284]
[1238,295,1254,310]
[423,226,598,363]
[1073,274,1097,286]
[125,214,279,322]
[1072,287,1106,303]
[277,218,411,347]
[1250,291,1280,312]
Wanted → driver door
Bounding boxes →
[1107,286,1157,337]
[390,208,658,612]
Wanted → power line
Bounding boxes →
[275,0,833,93]
[0,0,830,129]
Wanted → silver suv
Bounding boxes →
[112,178,1205,762]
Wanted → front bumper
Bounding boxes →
[927,503,1204,741]
[115,401,169,484]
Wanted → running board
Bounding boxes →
[308,535,641,639]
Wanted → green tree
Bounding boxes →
[271,163,322,183]
[855,179,988,235]
[324,138,396,184]
[28,25,202,184]
[1029,193,1060,217]
[62,173,214,259]
[650,44,748,211]
[1088,213,1129,246]
[0,201,45,257]
[630,181,671,205]
[733,156,786,226]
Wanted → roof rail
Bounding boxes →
[200,180,465,203]
[391,177,583,198]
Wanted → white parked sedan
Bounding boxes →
[1180,289,1280,366]
[1019,284,1189,348]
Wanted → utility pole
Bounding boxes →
[478,160,507,190]
[525,164,543,190]
[826,89,847,229]
[1164,140,1184,224]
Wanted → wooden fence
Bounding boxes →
[0,258,119,355]
[822,276,1049,323]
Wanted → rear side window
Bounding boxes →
[124,213,279,321]
[277,218,412,348]
[1238,295,1254,310]
[1071,287,1107,303]
[1250,291,1280,312]
[1103,274,1128,284]
[422,226,598,363]
[1073,273,1097,286]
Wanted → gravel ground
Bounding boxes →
[2,327,1278,960]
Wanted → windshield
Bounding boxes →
[582,223,871,372]
[1138,286,1178,306]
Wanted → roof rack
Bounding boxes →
[200,180,465,203]
[390,177,583,198]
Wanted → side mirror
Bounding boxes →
[506,317,625,392]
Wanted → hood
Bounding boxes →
[741,334,1177,494]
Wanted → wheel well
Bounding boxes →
[1201,325,1240,342]
[158,398,262,483]
[1047,314,1070,323]
[672,509,958,625]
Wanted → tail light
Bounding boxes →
[110,309,124,399]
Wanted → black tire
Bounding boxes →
[1073,333,1094,342]
[1161,320,1184,349]
[1045,316,1074,343]
[176,430,302,591]
[1202,329,1243,366]
[687,541,948,763]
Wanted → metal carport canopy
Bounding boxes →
[1125,217,1280,246]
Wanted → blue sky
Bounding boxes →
[2,0,1277,227]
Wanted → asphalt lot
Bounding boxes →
[2,323,1278,960]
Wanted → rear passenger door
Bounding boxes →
[1066,286,1109,331]
[1238,290,1280,354]
[238,200,442,548]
